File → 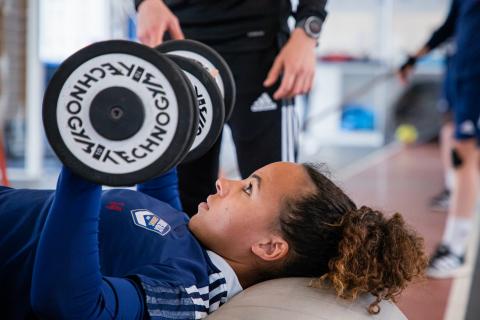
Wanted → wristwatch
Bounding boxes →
[296,16,323,40]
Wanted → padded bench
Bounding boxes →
[208,278,407,320]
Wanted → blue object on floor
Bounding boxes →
[341,104,375,131]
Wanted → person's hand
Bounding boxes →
[397,55,417,84]
[263,28,317,100]
[137,0,184,47]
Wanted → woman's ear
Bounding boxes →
[251,235,289,262]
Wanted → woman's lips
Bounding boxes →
[198,202,209,211]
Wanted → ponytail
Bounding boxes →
[312,206,427,314]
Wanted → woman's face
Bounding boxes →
[189,162,313,261]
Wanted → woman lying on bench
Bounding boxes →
[0,162,427,319]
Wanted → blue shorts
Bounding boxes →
[438,66,455,114]
[453,76,480,142]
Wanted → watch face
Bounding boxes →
[309,19,322,34]
[306,17,322,38]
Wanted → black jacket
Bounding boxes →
[135,0,327,52]
[426,0,458,50]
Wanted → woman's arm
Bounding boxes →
[398,0,458,83]
[425,0,459,51]
[30,166,144,319]
[137,167,183,211]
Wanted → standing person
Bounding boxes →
[398,0,458,212]
[400,0,480,278]
[135,0,327,215]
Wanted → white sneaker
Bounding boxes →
[426,245,469,279]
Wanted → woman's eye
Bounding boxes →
[243,182,253,195]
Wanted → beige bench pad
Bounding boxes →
[208,278,407,320]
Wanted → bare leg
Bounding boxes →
[430,122,455,211]
[428,139,478,278]
[440,122,454,189]
[450,139,479,219]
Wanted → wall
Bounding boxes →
[317,0,450,62]
[0,0,27,124]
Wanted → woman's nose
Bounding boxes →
[215,178,229,196]
[215,179,223,196]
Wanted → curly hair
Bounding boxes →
[276,163,427,314]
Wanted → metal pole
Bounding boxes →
[378,0,394,66]
[25,0,44,179]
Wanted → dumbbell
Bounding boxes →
[43,40,234,186]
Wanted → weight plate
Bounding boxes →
[159,55,200,169]
[43,40,196,186]
[166,54,225,163]
[156,39,236,121]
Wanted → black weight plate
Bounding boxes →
[43,40,196,186]
[156,39,236,121]
[159,54,200,169]
[166,54,225,163]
